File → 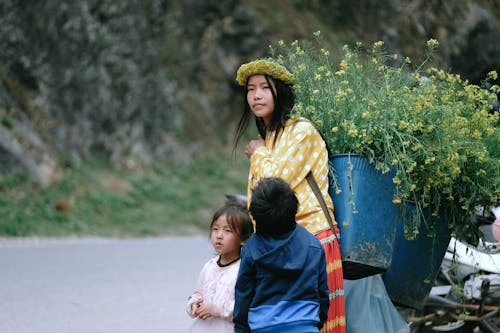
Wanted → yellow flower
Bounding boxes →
[348,128,359,137]
[487,71,498,81]
[335,90,346,102]
[426,39,439,49]
[412,120,423,131]
[392,198,402,204]
[398,121,409,129]
[392,177,402,185]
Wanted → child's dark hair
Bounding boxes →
[210,201,253,242]
[249,177,298,237]
[233,76,295,152]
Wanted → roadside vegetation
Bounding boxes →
[0,153,248,237]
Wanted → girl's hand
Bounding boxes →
[244,136,265,158]
[195,303,213,320]
[190,299,203,316]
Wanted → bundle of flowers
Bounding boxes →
[270,32,499,239]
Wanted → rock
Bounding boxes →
[446,3,500,83]
[0,0,498,185]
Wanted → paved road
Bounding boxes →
[0,236,213,333]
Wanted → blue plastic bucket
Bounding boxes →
[382,202,451,309]
[329,154,399,280]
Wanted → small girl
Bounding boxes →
[186,201,253,332]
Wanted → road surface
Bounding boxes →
[0,236,213,333]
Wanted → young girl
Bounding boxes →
[234,59,346,333]
[186,201,253,333]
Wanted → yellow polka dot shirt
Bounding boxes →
[248,117,336,235]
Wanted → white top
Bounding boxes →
[186,256,240,333]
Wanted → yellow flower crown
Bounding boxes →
[236,59,294,86]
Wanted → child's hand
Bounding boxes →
[190,299,203,316]
[195,303,213,320]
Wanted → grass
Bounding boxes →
[0,153,249,238]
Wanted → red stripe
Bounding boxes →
[316,228,346,333]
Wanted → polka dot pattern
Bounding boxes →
[248,118,336,234]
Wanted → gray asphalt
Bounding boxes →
[0,236,213,333]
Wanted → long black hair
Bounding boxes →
[233,75,295,151]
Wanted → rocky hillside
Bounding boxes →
[0,0,498,185]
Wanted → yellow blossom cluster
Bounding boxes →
[270,33,499,236]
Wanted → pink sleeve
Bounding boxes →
[186,261,208,317]
[210,299,235,321]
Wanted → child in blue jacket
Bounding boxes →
[234,177,330,333]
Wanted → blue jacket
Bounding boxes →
[233,225,329,333]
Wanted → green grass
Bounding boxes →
[0,153,249,237]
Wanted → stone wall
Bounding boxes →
[0,0,498,185]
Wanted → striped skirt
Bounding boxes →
[316,227,346,333]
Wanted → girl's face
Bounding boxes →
[210,214,242,261]
[247,74,276,125]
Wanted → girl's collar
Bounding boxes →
[217,255,240,267]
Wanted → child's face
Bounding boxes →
[211,214,242,260]
[246,74,276,125]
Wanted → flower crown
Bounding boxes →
[236,59,294,86]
